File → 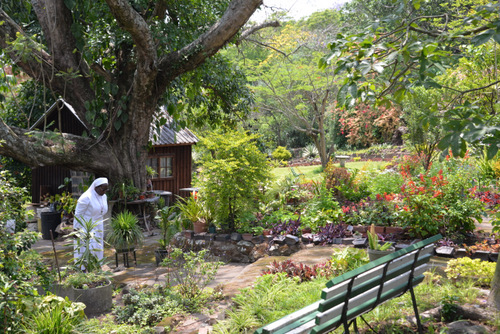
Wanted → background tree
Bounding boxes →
[230,11,344,168]
[0,0,262,189]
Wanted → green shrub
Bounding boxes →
[445,257,495,287]
[161,248,223,311]
[21,295,87,334]
[198,129,272,231]
[272,146,292,161]
[363,169,404,196]
[445,257,496,287]
[113,287,183,327]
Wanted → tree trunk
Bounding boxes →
[488,255,500,309]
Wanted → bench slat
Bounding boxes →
[324,234,441,289]
[320,252,431,310]
[311,275,425,334]
[261,301,320,334]
[317,264,428,325]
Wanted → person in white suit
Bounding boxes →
[74,177,109,261]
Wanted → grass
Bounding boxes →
[272,160,390,182]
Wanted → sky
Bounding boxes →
[250,0,349,22]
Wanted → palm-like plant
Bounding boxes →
[156,206,181,250]
[68,217,105,273]
[367,224,392,251]
[175,195,209,228]
[106,210,144,251]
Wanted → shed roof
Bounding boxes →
[149,109,198,146]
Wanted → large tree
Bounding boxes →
[0,0,263,189]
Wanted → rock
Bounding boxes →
[285,234,300,245]
[251,243,268,261]
[237,240,254,254]
[230,232,242,241]
[446,320,489,334]
[273,235,286,244]
[215,234,230,242]
[301,233,314,243]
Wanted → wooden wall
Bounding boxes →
[149,145,193,200]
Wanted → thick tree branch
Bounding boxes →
[0,120,116,174]
[157,0,263,87]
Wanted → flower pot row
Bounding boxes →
[435,247,499,262]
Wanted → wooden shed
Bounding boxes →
[30,100,198,203]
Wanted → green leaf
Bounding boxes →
[114,120,121,131]
[393,88,406,103]
[487,144,499,160]
[471,29,495,46]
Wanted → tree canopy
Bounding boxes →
[0,0,262,188]
[321,0,500,159]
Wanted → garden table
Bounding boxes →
[127,196,159,234]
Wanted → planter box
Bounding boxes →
[490,252,498,262]
[352,238,367,248]
[39,280,113,317]
[352,226,367,233]
[385,226,403,234]
[435,246,456,258]
[455,248,468,258]
[73,280,113,317]
[367,247,395,261]
[342,238,355,245]
[471,250,490,262]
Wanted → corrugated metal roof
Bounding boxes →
[149,112,198,146]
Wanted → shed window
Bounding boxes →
[147,156,173,178]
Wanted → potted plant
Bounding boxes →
[175,194,209,233]
[106,210,144,252]
[60,217,113,316]
[154,205,181,266]
[367,224,394,261]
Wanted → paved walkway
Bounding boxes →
[32,229,342,295]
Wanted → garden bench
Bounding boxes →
[255,234,442,334]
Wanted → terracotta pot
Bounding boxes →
[193,221,207,233]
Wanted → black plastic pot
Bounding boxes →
[40,211,61,240]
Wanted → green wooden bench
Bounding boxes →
[255,234,442,334]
